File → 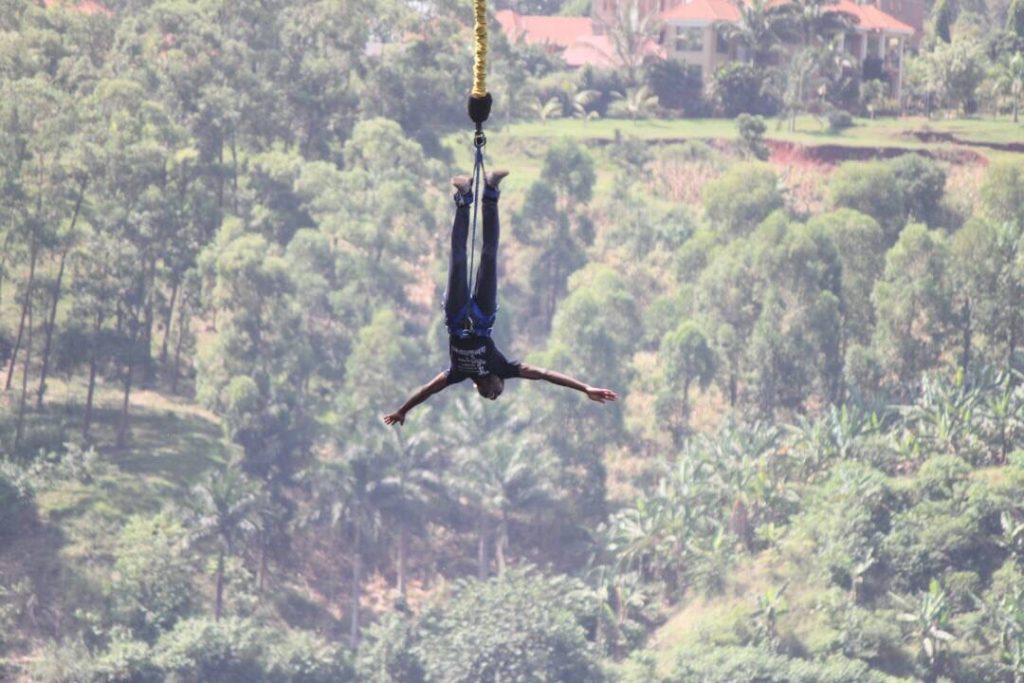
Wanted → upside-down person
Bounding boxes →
[383,171,618,426]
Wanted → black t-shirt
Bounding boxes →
[445,334,522,386]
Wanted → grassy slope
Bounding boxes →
[1,377,233,662]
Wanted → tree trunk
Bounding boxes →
[397,525,408,598]
[83,312,102,440]
[142,258,157,385]
[0,230,14,309]
[477,515,489,580]
[230,133,239,215]
[496,514,508,576]
[36,248,69,409]
[217,140,225,211]
[214,549,225,621]
[6,235,39,391]
[160,277,179,365]
[349,526,362,649]
[959,300,972,373]
[14,292,34,451]
[257,529,267,595]
[37,181,85,408]
[116,316,139,448]
[172,290,189,394]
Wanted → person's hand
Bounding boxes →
[383,411,406,426]
[585,387,618,403]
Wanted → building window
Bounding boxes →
[675,26,704,52]
[716,31,729,54]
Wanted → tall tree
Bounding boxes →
[871,224,953,394]
[185,465,263,622]
[656,320,717,442]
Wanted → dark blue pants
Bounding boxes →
[445,193,499,335]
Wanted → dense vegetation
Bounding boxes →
[0,0,1023,681]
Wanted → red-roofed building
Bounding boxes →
[40,0,111,15]
[500,0,912,98]
[496,9,665,68]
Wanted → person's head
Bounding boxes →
[473,374,504,400]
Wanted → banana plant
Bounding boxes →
[752,581,790,653]
[901,369,984,461]
[530,95,564,123]
[572,88,601,122]
[997,511,1024,566]
[609,86,659,124]
[891,580,955,682]
[975,587,1024,683]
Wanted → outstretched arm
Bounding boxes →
[383,372,449,425]
[518,363,618,403]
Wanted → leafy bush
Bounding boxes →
[669,646,894,682]
[883,483,1002,592]
[151,617,266,683]
[827,110,854,133]
[646,59,708,116]
[419,570,605,683]
[110,513,194,640]
[711,63,781,117]
[264,629,355,683]
[736,114,770,160]
[789,462,900,599]
[829,162,905,241]
[0,460,33,546]
[888,155,947,229]
[703,162,784,238]
[356,613,427,683]
[89,635,161,683]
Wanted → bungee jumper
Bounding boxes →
[382,0,617,427]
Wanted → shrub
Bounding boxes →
[826,110,854,133]
[356,613,426,683]
[646,59,708,116]
[711,63,781,117]
[264,629,355,683]
[888,154,947,228]
[151,617,265,683]
[669,646,893,682]
[703,162,784,238]
[829,162,905,242]
[110,513,194,640]
[736,114,770,160]
[419,570,605,683]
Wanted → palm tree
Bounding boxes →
[378,426,446,598]
[786,0,855,46]
[608,0,664,85]
[718,0,796,66]
[572,88,601,122]
[610,85,659,123]
[185,465,263,621]
[782,46,824,131]
[531,96,563,123]
[455,439,556,576]
[993,52,1024,123]
[305,453,387,648]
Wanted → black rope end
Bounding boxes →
[468,92,492,126]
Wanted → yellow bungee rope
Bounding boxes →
[472,0,488,98]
